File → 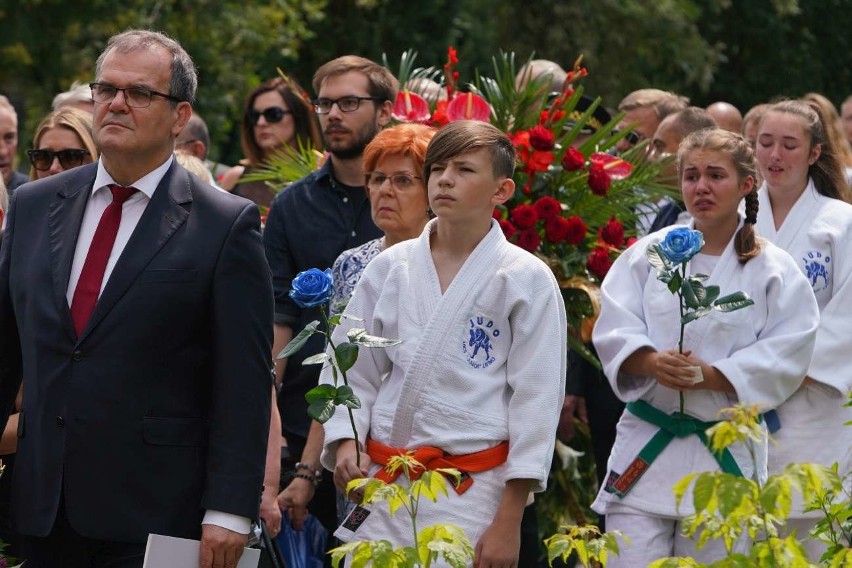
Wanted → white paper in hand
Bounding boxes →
[143,534,261,568]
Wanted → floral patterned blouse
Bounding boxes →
[329,237,385,314]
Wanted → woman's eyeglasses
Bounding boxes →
[249,107,292,125]
[27,149,90,171]
[365,172,422,191]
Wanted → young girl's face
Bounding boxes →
[755,110,818,194]
[680,149,753,231]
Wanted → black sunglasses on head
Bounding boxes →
[249,107,292,125]
[27,149,90,171]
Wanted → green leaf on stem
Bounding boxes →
[668,271,683,294]
[302,353,331,366]
[334,385,361,409]
[704,285,720,305]
[335,342,359,373]
[681,307,712,324]
[276,320,320,359]
[713,292,755,312]
[681,279,701,309]
[646,244,671,271]
[329,313,364,326]
[348,328,403,348]
[306,384,337,423]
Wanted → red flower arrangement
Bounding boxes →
[388,49,677,346]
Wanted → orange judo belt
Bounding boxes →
[366,438,509,495]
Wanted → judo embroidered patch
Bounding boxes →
[463,316,499,369]
[802,250,830,291]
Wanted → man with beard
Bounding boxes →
[262,55,395,553]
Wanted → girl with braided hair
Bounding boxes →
[591,127,819,566]
[755,100,852,561]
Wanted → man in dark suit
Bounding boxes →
[0,30,273,568]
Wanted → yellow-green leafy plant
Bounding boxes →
[545,523,627,567]
[330,453,474,568]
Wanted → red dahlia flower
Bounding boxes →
[529,125,556,151]
[544,216,571,243]
[564,215,588,245]
[510,204,539,229]
[587,246,613,280]
[516,228,542,252]
[588,163,612,196]
[599,216,625,248]
[562,147,586,171]
[533,196,562,221]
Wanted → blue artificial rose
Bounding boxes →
[289,268,334,308]
[659,227,704,264]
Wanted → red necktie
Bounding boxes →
[70,184,138,336]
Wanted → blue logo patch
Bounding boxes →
[462,316,499,369]
[802,250,830,292]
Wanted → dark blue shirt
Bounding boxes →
[263,160,382,437]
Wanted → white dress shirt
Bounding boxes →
[66,156,251,535]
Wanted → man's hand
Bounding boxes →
[278,476,315,529]
[259,486,282,537]
[200,524,247,568]
[558,394,588,441]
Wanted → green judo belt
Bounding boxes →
[605,400,743,498]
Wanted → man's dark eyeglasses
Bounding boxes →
[249,107,292,125]
[28,149,91,171]
[612,129,643,146]
[312,96,383,115]
[89,82,183,108]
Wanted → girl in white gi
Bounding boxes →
[592,128,819,566]
[320,121,567,568]
[755,100,852,560]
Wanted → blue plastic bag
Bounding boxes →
[275,510,328,568]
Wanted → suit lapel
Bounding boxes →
[78,163,192,342]
[48,164,97,341]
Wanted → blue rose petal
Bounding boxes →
[289,268,334,308]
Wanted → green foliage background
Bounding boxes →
[2,0,851,167]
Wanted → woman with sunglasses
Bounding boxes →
[27,106,97,180]
[221,76,323,207]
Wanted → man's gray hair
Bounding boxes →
[52,81,93,110]
[95,30,197,105]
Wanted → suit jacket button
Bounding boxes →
[72,350,83,362]
[56,416,64,426]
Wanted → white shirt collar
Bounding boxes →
[92,155,175,199]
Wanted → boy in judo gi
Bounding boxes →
[320,120,567,568]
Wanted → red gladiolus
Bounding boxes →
[499,219,517,239]
[564,215,588,245]
[446,92,491,122]
[533,196,562,221]
[431,100,450,126]
[510,204,539,229]
[599,216,625,248]
[529,125,556,151]
[562,147,586,171]
[587,247,613,280]
[516,228,542,252]
[447,46,459,65]
[392,90,431,123]
[588,163,612,196]
[540,109,566,125]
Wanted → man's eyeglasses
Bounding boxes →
[249,107,292,125]
[312,96,383,115]
[365,172,422,192]
[612,129,643,146]
[89,82,183,108]
[27,149,90,171]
